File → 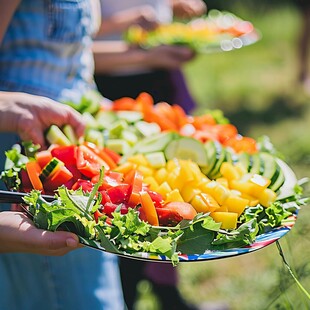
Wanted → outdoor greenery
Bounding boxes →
[136,3,310,310]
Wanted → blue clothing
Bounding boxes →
[0,1,125,309]
[0,0,98,102]
[0,249,124,310]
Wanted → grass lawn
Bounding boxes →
[137,4,310,310]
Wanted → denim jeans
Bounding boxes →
[0,249,125,310]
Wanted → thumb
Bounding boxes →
[40,230,80,251]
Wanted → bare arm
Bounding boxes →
[0,0,20,43]
[93,41,195,73]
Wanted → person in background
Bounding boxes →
[295,0,310,94]
[93,0,206,114]
[0,1,125,309]
[93,1,207,309]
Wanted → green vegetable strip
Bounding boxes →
[276,241,310,300]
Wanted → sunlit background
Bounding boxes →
[136,1,310,309]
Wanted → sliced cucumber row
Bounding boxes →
[160,136,285,193]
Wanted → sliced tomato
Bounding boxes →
[99,190,112,205]
[145,190,164,208]
[92,170,124,189]
[156,201,197,226]
[71,179,94,192]
[83,142,117,169]
[102,202,128,217]
[51,145,77,166]
[163,201,197,220]
[107,184,131,204]
[103,147,121,164]
[156,208,183,227]
[26,161,43,191]
[43,166,73,192]
[35,150,53,169]
[76,145,109,178]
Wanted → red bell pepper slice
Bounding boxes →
[126,170,143,208]
[51,145,77,166]
[139,191,159,226]
[107,184,131,205]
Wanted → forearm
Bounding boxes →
[92,41,150,74]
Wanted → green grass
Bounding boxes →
[136,5,310,310]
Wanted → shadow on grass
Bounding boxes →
[225,95,306,134]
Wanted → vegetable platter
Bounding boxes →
[124,10,261,53]
[1,91,307,265]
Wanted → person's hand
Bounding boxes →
[0,91,85,148]
[144,45,196,69]
[172,0,207,19]
[98,5,159,37]
[121,5,159,31]
[0,211,81,255]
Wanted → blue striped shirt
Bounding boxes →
[0,0,100,102]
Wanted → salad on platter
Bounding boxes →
[1,92,307,265]
[125,10,261,53]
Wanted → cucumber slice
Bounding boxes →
[237,152,251,172]
[105,139,131,155]
[82,112,98,129]
[120,130,139,146]
[208,144,227,179]
[145,152,166,169]
[116,111,143,123]
[132,132,177,154]
[249,153,262,175]
[79,90,102,115]
[108,119,128,137]
[46,125,71,146]
[201,140,217,176]
[134,121,161,137]
[95,110,119,129]
[63,124,78,145]
[259,152,287,192]
[40,157,64,181]
[269,165,285,192]
[85,129,104,147]
[260,152,277,180]
[164,137,207,167]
